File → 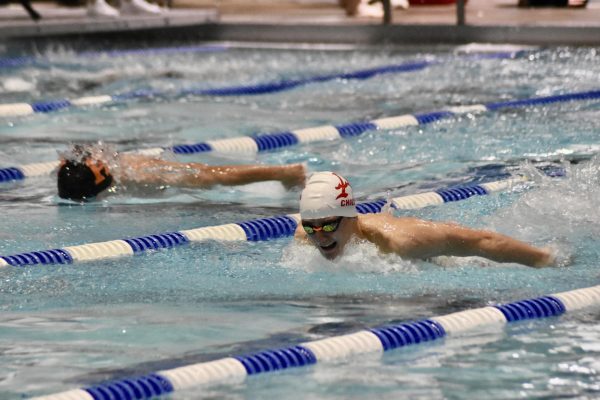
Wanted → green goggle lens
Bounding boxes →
[322,223,337,232]
[303,226,315,234]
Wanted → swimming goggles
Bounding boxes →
[302,217,343,235]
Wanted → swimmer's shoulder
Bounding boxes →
[358,213,399,238]
[358,213,426,240]
[358,213,417,226]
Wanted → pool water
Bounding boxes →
[1,43,600,399]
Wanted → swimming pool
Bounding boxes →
[1,42,600,399]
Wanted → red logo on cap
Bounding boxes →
[333,173,350,200]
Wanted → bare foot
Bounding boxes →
[281,163,306,190]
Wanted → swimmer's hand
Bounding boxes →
[534,246,574,268]
[281,163,306,190]
[294,224,310,243]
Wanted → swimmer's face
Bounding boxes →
[301,216,354,260]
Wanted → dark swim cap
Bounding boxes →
[57,160,113,201]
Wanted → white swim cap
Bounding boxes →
[299,171,358,220]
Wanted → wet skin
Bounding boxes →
[298,213,555,267]
[301,216,357,260]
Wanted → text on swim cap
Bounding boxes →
[341,199,355,207]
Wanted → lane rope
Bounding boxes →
[0,52,519,117]
[0,177,526,268]
[31,284,600,400]
[1,88,599,184]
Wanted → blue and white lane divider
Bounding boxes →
[0,177,525,268]
[0,44,228,69]
[32,284,600,400]
[0,60,435,117]
[0,50,524,118]
[2,88,600,184]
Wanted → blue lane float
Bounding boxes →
[235,346,317,375]
[1,249,73,267]
[0,167,25,182]
[31,99,72,113]
[0,60,435,117]
[486,90,600,110]
[435,185,488,203]
[184,60,433,97]
[370,319,446,351]
[0,51,522,118]
[84,373,174,400]
[0,177,526,268]
[31,285,600,400]
[495,296,566,322]
[2,88,599,184]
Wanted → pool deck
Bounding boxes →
[1,0,600,45]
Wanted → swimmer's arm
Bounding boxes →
[426,222,554,268]
[120,154,304,188]
[119,154,215,187]
[370,218,554,268]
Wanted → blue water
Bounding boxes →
[1,43,600,399]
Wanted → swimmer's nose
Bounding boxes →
[313,230,332,243]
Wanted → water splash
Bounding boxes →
[486,157,600,265]
[281,238,419,274]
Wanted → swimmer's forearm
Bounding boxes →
[194,164,291,186]
[468,231,553,268]
[122,154,303,189]
[430,223,554,268]
[122,157,273,187]
[179,163,304,189]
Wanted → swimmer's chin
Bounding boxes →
[318,241,340,259]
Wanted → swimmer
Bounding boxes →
[57,145,305,201]
[295,171,555,268]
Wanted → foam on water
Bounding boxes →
[281,239,419,274]
[1,77,34,92]
[487,156,600,245]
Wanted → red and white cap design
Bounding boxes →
[299,171,358,220]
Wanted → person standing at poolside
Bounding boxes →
[57,144,305,201]
[295,171,555,268]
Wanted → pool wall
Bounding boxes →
[2,22,600,47]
